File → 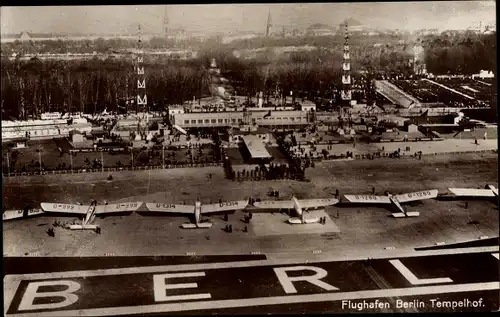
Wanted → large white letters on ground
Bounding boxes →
[137,67,145,75]
[389,260,453,285]
[273,266,339,294]
[153,272,211,302]
[18,280,81,311]
[492,253,499,260]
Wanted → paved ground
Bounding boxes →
[4,248,498,315]
[3,152,498,258]
[250,210,340,237]
[3,254,267,276]
[324,139,497,158]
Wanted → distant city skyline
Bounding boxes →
[1,2,496,36]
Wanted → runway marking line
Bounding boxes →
[5,246,498,281]
[5,282,498,316]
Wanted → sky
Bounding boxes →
[0,2,496,35]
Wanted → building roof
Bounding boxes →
[241,134,272,159]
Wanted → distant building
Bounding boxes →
[306,23,337,36]
[19,32,32,41]
[172,109,312,129]
[473,70,495,79]
[71,131,85,143]
[339,18,365,33]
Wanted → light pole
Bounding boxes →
[101,149,104,173]
[70,151,73,173]
[162,145,165,168]
[6,151,10,176]
[131,148,134,169]
[38,149,42,174]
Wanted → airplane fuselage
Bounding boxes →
[83,200,98,227]
[194,201,202,225]
[291,196,305,223]
[387,194,406,215]
[487,185,498,197]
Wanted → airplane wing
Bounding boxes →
[448,188,496,197]
[344,195,391,204]
[201,200,249,214]
[253,200,295,209]
[3,209,45,221]
[297,198,339,209]
[394,190,439,203]
[145,203,194,214]
[40,203,90,215]
[94,202,143,215]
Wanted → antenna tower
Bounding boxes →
[136,24,147,116]
[163,6,169,38]
[265,9,272,37]
[340,21,352,119]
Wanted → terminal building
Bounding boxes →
[171,108,315,129]
[2,117,91,143]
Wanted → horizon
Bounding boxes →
[0,2,496,36]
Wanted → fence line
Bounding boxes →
[3,162,224,178]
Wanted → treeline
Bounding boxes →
[1,30,495,119]
[421,31,496,75]
[1,58,210,120]
[0,36,209,56]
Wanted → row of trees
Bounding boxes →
[1,58,210,120]
[2,31,495,119]
[422,31,496,75]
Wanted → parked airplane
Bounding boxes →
[40,200,143,230]
[3,207,45,221]
[144,200,248,229]
[344,190,439,218]
[250,196,339,224]
[449,185,498,198]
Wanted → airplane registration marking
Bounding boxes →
[155,204,176,209]
[116,203,138,209]
[4,209,45,219]
[219,202,238,207]
[406,191,432,198]
[54,204,75,210]
[354,195,381,201]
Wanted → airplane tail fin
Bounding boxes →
[391,213,406,218]
[288,217,303,224]
[303,217,320,224]
[288,217,320,224]
[405,211,420,217]
[197,222,213,228]
[181,222,213,229]
[69,224,98,230]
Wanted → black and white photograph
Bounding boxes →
[1,1,498,315]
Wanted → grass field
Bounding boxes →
[2,138,217,172]
[3,152,498,258]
